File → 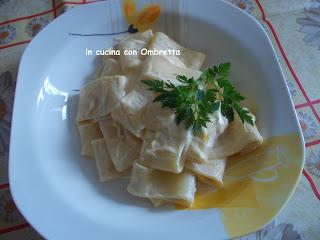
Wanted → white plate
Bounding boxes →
[9,0,305,239]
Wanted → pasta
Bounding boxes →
[78,122,103,157]
[92,139,129,182]
[187,111,228,163]
[149,198,166,207]
[76,30,264,208]
[139,103,192,173]
[111,87,153,137]
[116,30,153,71]
[141,55,202,85]
[185,159,227,186]
[99,116,142,172]
[209,113,263,159]
[77,75,128,122]
[127,162,196,207]
[148,32,206,69]
[139,126,191,173]
[94,53,121,79]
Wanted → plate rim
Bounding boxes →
[9,0,306,239]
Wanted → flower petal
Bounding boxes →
[122,0,137,25]
[303,32,320,46]
[305,11,320,23]
[307,150,319,165]
[300,25,320,34]
[135,4,160,31]
[297,17,320,27]
[305,2,320,11]
[306,150,320,177]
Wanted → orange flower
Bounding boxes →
[122,0,160,32]
[123,0,137,25]
[136,5,160,31]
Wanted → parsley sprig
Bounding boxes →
[142,63,253,134]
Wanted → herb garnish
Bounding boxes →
[142,63,253,134]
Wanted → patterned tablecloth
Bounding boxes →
[0,0,319,239]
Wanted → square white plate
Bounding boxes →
[9,0,305,239]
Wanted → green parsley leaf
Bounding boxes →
[142,63,253,134]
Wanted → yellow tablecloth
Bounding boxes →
[0,0,319,239]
